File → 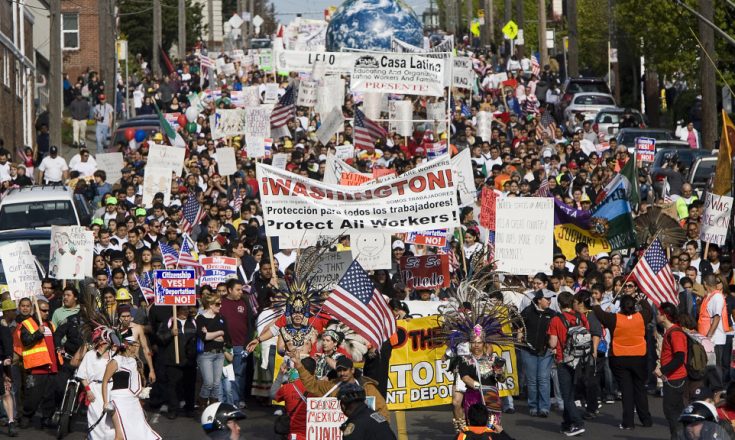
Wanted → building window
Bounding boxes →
[15,63,21,98]
[2,49,9,88]
[62,13,79,50]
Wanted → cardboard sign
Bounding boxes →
[306,397,346,440]
[263,83,279,104]
[333,144,354,161]
[451,148,477,207]
[315,107,344,145]
[351,53,444,97]
[479,187,497,230]
[310,251,352,291]
[340,172,373,186]
[700,193,733,246]
[154,269,197,306]
[217,147,238,175]
[495,198,554,275]
[405,229,448,247]
[49,226,94,280]
[400,254,449,289]
[244,106,272,138]
[246,136,266,158]
[149,144,186,177]
[271,153,289,170]
[142,165,172,208]
[297,80,318,107]
[95,152,124,184]
[351,232,393,270]
[635,137,656,162]
[452,56,475,89]
[0,241,41,300]
[200,256,238,288]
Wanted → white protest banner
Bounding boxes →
[312,60,326,82]
[351,53,444,97]
[700,193,733,246]
[452,56,475,89]
[476,111,493,142]
[310,250,352,290]
[0,241,40,300]
[263,83,279,104]
[316,107,345,146]
[213,109,246,139]
[306,397,346,440]
[142,165,172,208]
[297,80,318,107]
[221,63,236,76]
[244,106,272,138]
[351,232,393,270]
[271,153,289,170]
[323,154,364,185]
[245,136,266,158]
[393,100,413,137]
[149,144,186,177]
[334,144,354,161]
[49,226,94,280]
[241,86,261,107]
[257,155,459,237]
[276,49,355,74]
[494,198,554,274]
[316,76,345,116]
[426,102,447,133]
[95,152,124,184]
[363,93,385,119]
[451,148,477,207]
[217,147,238,175]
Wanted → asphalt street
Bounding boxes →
[17,394,671,440]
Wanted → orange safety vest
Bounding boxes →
[611,312,646,356]
[12,324,22,357]
[20,318,55,370]
[699,291,732,335]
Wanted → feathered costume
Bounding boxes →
[315,322,369,379]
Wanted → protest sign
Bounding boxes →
[306,397,346,440]
[164,113,182,130]
[200,257,238,288]
[244,107,272,138]
[217,147,238,175]
[315,107,344,145]
[426,102,447,133]
[392,100,413,137]
[257,156,459,237]
[372,168,396,180]
[263,83,279,104]
[405,229,448,247]
[221,63,236,76]
[271,153,289,170]
[0,242,40,300]
[245,136,265,158]
[351,54,444,97]
[49,226,94,280]
[700,193,733,246]
[340,172,373,186]
[362,92,385,119]
[213,109,246,139]
[400,301,442,317]
[316,76,345,116]
[479,187,497,230]
[334,144,353,161]
[427,141,448,160]
[275,49,355,74]
[400,254,450,289]
[310,250,352,290]
[142,165,172,208]
[297,80,318,107]
[350,232,393,270]
[494,198,554,274]
[476,111,493,142]
[241,86,261,107]
[451,148,477,207]
[149,144,186,177]
[154,269,196,306]
[256,49,273,71]
[452,56,475,89]
[323,154,365,185]
[635,137,656,163]
[95,152,123,184]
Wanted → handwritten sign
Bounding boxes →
[0,242,41,300]
[452,56,475,89]
[494,198,554,275]
[306,397,346,440]
[297,80,318,107]
[142,165,172,208]
[241,86,261,107]
[244,106,271,138]
[340,172,373,186]
[49,226,94,280]
[95,152,124,184]
[149,144,186,177]
[154,269,197,306]
[479,187,497,230]
[310,251,352,291]
[264,83,279,104]
[334,144,354,160]
[246,136,266,158]
[271,153,288,170]
[217,147,238,175]
[700,193,733,246]
[400,254,450,289]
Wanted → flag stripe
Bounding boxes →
[631,238,677,306]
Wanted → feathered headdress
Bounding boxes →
[320,322,369,362]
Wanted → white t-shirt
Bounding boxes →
[39,156,68,182]
[706,292,726,345]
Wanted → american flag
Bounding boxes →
[270,85,296,129]
[531,55,541,77]
[231,192,244,213]
[135,273,155,305]
[159,242,179,269]
[323,260,396,349]
[354,108,387,150]
[199,54,214,69]
[534,178,552,197]
[180,193,205,235]
[177,234,202,270]
[631,238,677,306]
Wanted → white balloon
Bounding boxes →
[185,107,198,123]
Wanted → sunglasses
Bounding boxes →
[213,302,222,306]
[39,309,49,313]
[624,284,635,288]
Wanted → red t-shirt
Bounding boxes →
[274,313,330,333]
[547,311,590,362]
[662,326,688,380]
[274,380,308,439]
[219,297,249,346]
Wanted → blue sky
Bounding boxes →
[271,0,430,21]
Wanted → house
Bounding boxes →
[60,0,100,82]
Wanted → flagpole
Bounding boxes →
[612,229,662,302]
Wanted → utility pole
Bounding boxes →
[504,0,512,56]
[49,0,61,149]
[699,0,716,149]
[248,0,255,42]
[179,0,186,59]
[208,0,215,49]
[538,0,548,66]
[466,0,474,39]
[486,0,494,45]
[515,0,524,56]
[153,0,162,76]
[567,0,579,77]
[98,0,116,122]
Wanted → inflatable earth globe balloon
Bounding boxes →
[326,0,424,52]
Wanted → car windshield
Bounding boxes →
[693,160,716,183]
[0,239,49,283]
[0,201,76,230]
[574,95,615,105]
[621,131,671,146]
[567,82,609,94]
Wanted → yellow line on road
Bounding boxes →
[396,410,408,440]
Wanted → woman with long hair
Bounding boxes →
[78,327,115,440]
[196,291,229,408]
[135,248,154,276]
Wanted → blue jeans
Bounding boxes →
[557,363,583,429]
[520,349,553,413]
[95,123,109,153]
[231,346,246,404]
[198,352,224,400]
[221,377,235,405]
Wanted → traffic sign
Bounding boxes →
[252,15,264,27]
[502,20,518,40]
[154,269,196,306]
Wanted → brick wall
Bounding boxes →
[61,0,99,82]
[0,0,32,148]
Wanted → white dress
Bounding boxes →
[77,349,114,440]
[109,356,161,440]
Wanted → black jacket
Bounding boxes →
[156,316,197,367]
[340,403,396,440]
[521,304,556,355]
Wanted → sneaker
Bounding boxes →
[604,395,615,404]
[529,410,538,417]
[273,409,283,416]
[7,422,16,437]
[563,425,585,436]
[238,401,248,410]
[539,411,549,418]
[618,424,633,430]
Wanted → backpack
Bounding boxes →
[559,312,592,368]
[668,327,707,381]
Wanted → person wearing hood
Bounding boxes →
[519,289,557,418]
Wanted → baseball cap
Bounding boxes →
[91,218,104,226]
[692,386,714,400]
[392,240,405,250]
[335,357,354,371]
[135,208,147,217]
[98,94,106,101]
[533,289,556,300]
[1,300,16,312]
[50,146,58,154]
[595,252,611,261]
[106,197,118,206]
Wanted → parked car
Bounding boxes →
[650,148,716,199]
[686,157,718,198]
[110,115,160,150]
[558,77,611,120]
[563,93,616,125]
[0,229,50,284]
[593,107,645,138]
[616,128,675,151]
[0,185,93,231]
